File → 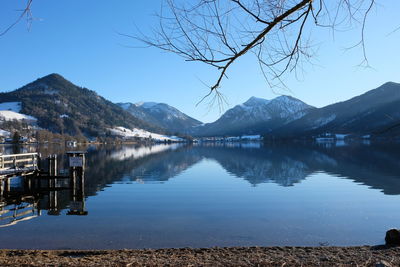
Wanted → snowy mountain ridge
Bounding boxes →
[134,102,159,109]
[192,95,315,136]
[271,82,400,138]
[118,102,202,134]
[3,74,399,140]
[0,74,163,137]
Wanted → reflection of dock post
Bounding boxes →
[4,178,10,192]
[67,152,87,216]
[47,189,60,215]
[37,153,41,172]
[0,179,3,200]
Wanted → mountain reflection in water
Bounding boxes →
[0,142,399,249]
[75,142,400,194]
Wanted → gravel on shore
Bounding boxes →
[0,246,399,266]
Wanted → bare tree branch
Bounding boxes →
[134,0,377,104]
[1,0,34,37]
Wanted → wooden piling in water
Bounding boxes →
[66,151,87,215]
[48,154,58,177]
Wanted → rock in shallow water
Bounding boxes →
[385,229,400,245]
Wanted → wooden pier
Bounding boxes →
[0,151,87,227]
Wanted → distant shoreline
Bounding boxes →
[1,246,399,266]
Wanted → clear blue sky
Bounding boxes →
[0,0,399,123]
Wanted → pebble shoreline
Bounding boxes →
[0,246,399,266]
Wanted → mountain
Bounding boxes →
[192,95,315,136]
[2,74,398,139]
[118,102,202,134]
[0,74,162,137]
[272,82,400,138]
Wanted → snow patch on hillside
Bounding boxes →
[109,127,185,142]
[272,96,312,118]
[0,110,37,121]
[43,89,58,95]
[0,102,22,112]
[0,102,37,122]
[135,102,158,109]
[0,129,11,137]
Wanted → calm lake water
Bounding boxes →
[0,142,400,249]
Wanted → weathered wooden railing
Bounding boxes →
[0,153,39,173]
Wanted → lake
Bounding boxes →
[0,142,400,249]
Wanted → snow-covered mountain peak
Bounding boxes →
[117,101,202,133]
[267,95,314,118]
[135,102,159,109]
[271,95,295,103]
[196,95,315,136]
[135,102,181,116]
[243,96,270,106]
[269,95,308,107]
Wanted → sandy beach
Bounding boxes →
[0,246,399,266]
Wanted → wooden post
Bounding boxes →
[46,154,60,216]
[53,154,57,176]
[48,154,58,176]
[79,168,86,214]
[71,169,76,200]
[67,151,87,215]
[48,156,52,176]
